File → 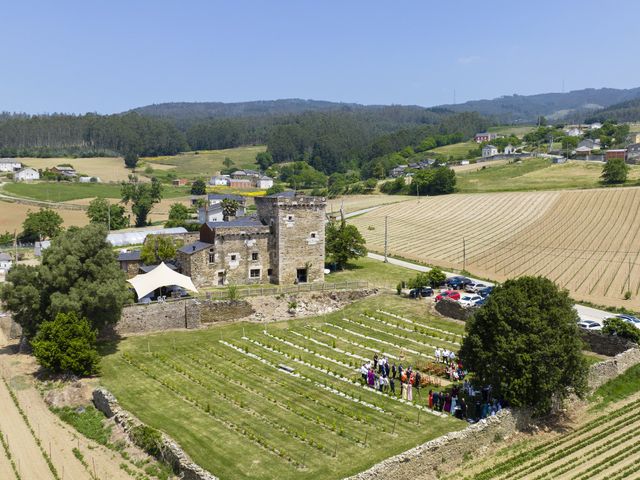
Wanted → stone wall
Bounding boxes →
[93,388,218,480]
[434,298,476,321]
[112,298,254,335]
[345,410,523,480]
[587,347,640,391]
[580,329,636,356]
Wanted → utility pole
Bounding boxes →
[384,216,388,263]
[462,237,466,272]
[416,182,419,202]
[628,257,631,293]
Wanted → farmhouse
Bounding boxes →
[256,175,274,189]
[605,149,627,162]
[50,165,76,177]
[197,194,247,223]
[482,145,498,158]
[626,143,640,164]
[178,193,325,287]
[474,132,497,143]
[172,178,189,186]
[209,175,230,186]
[503,144,516,154]
[0,253,12,273]
[0,159,22,172]
[14,168,40,181]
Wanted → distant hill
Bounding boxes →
[130,99,377,120]
[436,87,640,123]
[582,97,640,123]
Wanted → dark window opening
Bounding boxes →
[252,252,259,261]
[250,269,260,278]
[217,271,224,286]
[267,268,273,276]
[230,254,237,261]
[310,232,317,238]
[208,251,215,263]
[296,268,308,283]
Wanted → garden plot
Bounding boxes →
[100,299,466,480]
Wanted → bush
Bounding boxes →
[602,317,640,344]
[130,425,163,457]
[31,312,100,376]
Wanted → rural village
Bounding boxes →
[1,3,640,480]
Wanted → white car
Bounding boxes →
[465,282,486,293]
[459,294,482,307]
[577,319,602,331]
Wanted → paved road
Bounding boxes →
[366,252,612,325]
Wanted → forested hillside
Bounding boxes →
[583,98,640,123]
[439,87,640,122]
[0,112,187,157]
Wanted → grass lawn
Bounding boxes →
[326,257,416,289]
[590,362,640,410]
[2,182,190,202]
[100,294,466,480]
[487,125,535,137]
[457,158,640,193]
[142,146,265,179]
[430,141,477,160]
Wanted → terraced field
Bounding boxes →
[326,195,413,214]
[350,187,640,309]
[453,395,640,479]
[101,296,466,480]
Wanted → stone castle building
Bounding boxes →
[176,193,326,287]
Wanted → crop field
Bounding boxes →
[326,195,413,215]
[350,187,640,309]
[430,140,477,159]
[487,125,536,137]
[0,200,89,232]
[143,146,265,178]
[457,158,640,193]
[2,182,190,202]
[448,394,640,479]
[101,295,466,480]
[15,157,134,182]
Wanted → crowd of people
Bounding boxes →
[358,352,503,422]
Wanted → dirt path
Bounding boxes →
[0,330,138,480]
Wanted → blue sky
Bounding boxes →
[2,0,639,114]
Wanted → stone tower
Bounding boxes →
[255,193,326,284]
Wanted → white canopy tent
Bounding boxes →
[127,262,198,299]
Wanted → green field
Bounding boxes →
[326,257,416,289]
[457,158,640,193]
[487,125,535,137]
[100,294,465,480]
[2,182,190,202]
[430,140,477,160]
[143,146,266,179]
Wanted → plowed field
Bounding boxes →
[350,187,640,309]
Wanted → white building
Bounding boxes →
[0,159,22,172]
[209,175,230,186]
[482,145,498,158]
[589,122,603,130]
[256,175,274,189]
[14,168,40,181]
[0,253,12,274]
[565,127,582,137]
[503,144,516,155]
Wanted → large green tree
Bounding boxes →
[412,167,456,196]
[459,276,588,415]
[602,317,640,344]
[601,158,629,184]
[221,198,240,221]
[326,219,367,270]
[0,224,130,339]
[140,235,180,265]
[86,198,129,230]
[190,179,207,195]
[121,175,163,227]
[31,311,100,376]
[164,202,191,228]
[22,208,63,241]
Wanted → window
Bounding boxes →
[267,268,273,276]
[230,254,237,261]
[310,232,317,239]
[296,268,308,283]
[250,269,260,278]
[287,215,294,221]
[208,248,215,264]
[251,252,259,261]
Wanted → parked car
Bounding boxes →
[446,276,472,290]
[409,287,434,298]
[465,282,487,293]
[478,286,494,298]
[459,294,482,307]
[577,319,602,331]
[614,314,640,329]
[473,298,486,307]
[435,290,461,302]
